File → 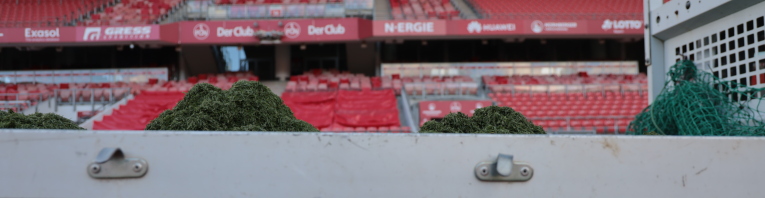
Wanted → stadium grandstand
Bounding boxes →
[0,0,646,134]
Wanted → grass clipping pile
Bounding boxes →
[0,110,84,130]
[146,81,318,132]
[420,106,545,134]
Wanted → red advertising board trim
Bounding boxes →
[443,19,642,36]
[179,18,366,44]
[0,18,642,46]
[160,23,180,44]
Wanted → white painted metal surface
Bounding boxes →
[1,130,765,197]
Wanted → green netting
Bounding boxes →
[628,60,765,136]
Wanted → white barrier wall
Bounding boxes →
[1,131,764,197]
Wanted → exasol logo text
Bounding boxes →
[83,26,152,41]
[24,28,60,41]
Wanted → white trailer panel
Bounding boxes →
[1,130,764,197]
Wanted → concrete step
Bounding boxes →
[374,0,392,20]
[451,0,479,19]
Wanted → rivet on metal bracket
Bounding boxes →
[474,153,533,182]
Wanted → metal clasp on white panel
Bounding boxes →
[87,148,148,179]
[475,154,533,182]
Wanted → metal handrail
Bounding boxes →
[381,62,640,77]
[0,100,33,112]
[487,83,648,96]
[0,92,50,112]
[0,68,168,84]
[403,81,479,97]
[53,87,132,112]
[398,89,418,133]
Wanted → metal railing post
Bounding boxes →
[54,89,59,112]
[91,89,95,113]
[72,88,76,112]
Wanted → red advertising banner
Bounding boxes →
[446,19,642,36]
[160,23,179,43]
[178,18,365,44]
[522,20,588,34]
[76,25,161,42]
[0,18,641,46]
[589,19,644,35]
[448,20,522,35]
[419,100,493,125]
[373,20,447,36]
[0,27,77,43]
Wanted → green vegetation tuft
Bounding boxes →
[146,81,319,132]
[0,110,84,130]
[420,106,545,134]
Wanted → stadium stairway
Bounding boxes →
[374,0,393,19]
[80,72,259,130]
[465,0,642,20]
[0,0,113,27]
[91,91,185,130]
[448,0,477,19]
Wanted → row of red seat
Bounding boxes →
[91,72,260,130]
[289,70,479,96]
[514,109,643,118]
[489,84,648,133]
[93,91,185,130]
[493,95,648,103]
[0,0,109,27]
[468,0,642,20]
[287,70,370,91]
[0,70,256,113]
[484,74,647,85]
[390,0,459,20]
[506,102,645,109]
[282,89,405,132]
[489,91,645,97]
[216,0,343,4]
[86,0,181,26]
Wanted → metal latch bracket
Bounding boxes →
[87,147,148,179]
[475,153,533,182]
